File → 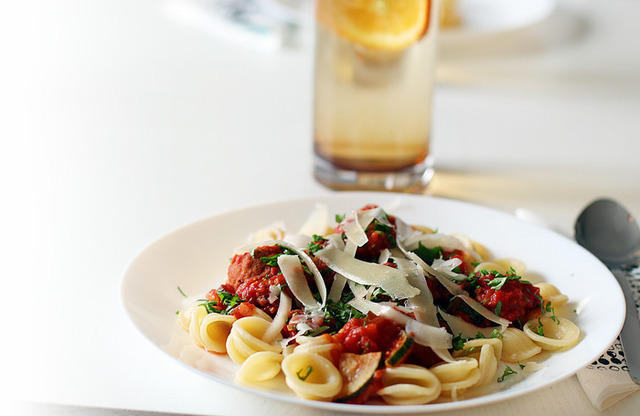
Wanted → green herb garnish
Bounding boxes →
[413,242,443,265]
[258,245,296,267]
[199,289,243,315]
[494,300,502,316]
[297,366,314,381]
[529,317,545,336]
[307,234,328,254]
[497,365,518,382]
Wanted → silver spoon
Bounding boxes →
[575,198,640,383]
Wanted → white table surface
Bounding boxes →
[2,0,640,415]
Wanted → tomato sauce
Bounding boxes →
[226,245,286,316]
[474,274,541,324]
[332,315,404,355]
[334,204,398,262]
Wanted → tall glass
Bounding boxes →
[313,0,440,192]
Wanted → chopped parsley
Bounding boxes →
[307,234,328,254]
[529,317,545,336]
[177,286,187,298]
[335,213,346,223]
[305,326,330,337]
[199,289,243,315]
[542,300,561,324]
[475,328,504,340]
[452,334,466,351]
[413,241,443,265]
[494,300,502,316]
[323,292,365,332]
[486,270,531,290]
[257,245,296,267]
[369,286,394,303]
[497,365,519,382]
[297,366,314,381]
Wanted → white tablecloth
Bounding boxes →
[2,0,639,415]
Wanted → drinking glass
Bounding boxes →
[313,0,440,192]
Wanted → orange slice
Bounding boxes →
[317,0,432,51]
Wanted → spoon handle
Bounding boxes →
[612,268,640,384]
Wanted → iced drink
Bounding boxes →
[313,0,440,192]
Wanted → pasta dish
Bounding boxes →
[176,204,580,405]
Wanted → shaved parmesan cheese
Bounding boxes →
[347,280,368,299]
[344,239,358,258]
[393,216,414,244]
[267,285,281,304]
[403,250,467,296]
[277,255,321,311]
[348,298,452,349]
[325,233,345,249]
[282,234,312,249]
[405,320,454,352]
[262,292,292,344]
[327,274,347,303]
[342,210,369,247]
[315,244,419,299]
[522,362,547,372]
[403,233,482,262]
[456,294,511,331]
[378,249,391,265]
[235,239,327,307]
[394,258,439,327]
[432,258,467,281]
[437,308,502,339]
[251,222,286,243]
[297,203,331,237]
[341,207,389,247]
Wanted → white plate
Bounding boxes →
[441,0,557,39]
[121,192,624,413]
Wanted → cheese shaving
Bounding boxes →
[277,255,321,311]
[394,257,439,327]
[437,307,502,339]
[403,233,482,261]
[297,203,331,237]
[327,274,347,303]
[315,243,420,299]
[262,292,291,344]
[403,249,467,296]
[456,294,511,331]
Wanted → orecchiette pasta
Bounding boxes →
[199,313,236,353]
[292,335,340,361]
[226,317,282,365]
[187,305,208,349]
[236,351,284,383]
[251,222,286,242]
[430,357,481,397]
[453,338,502,386]
[500,328,542,363]
[281,351,343,401]
[378,364,441,405]
[535,283,569,307]
[450,233,491,261]
[473,258,526,276]
[523,316,580,351]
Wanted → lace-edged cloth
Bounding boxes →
[576,266,640,410]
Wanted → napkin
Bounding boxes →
[576,266,640,410]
